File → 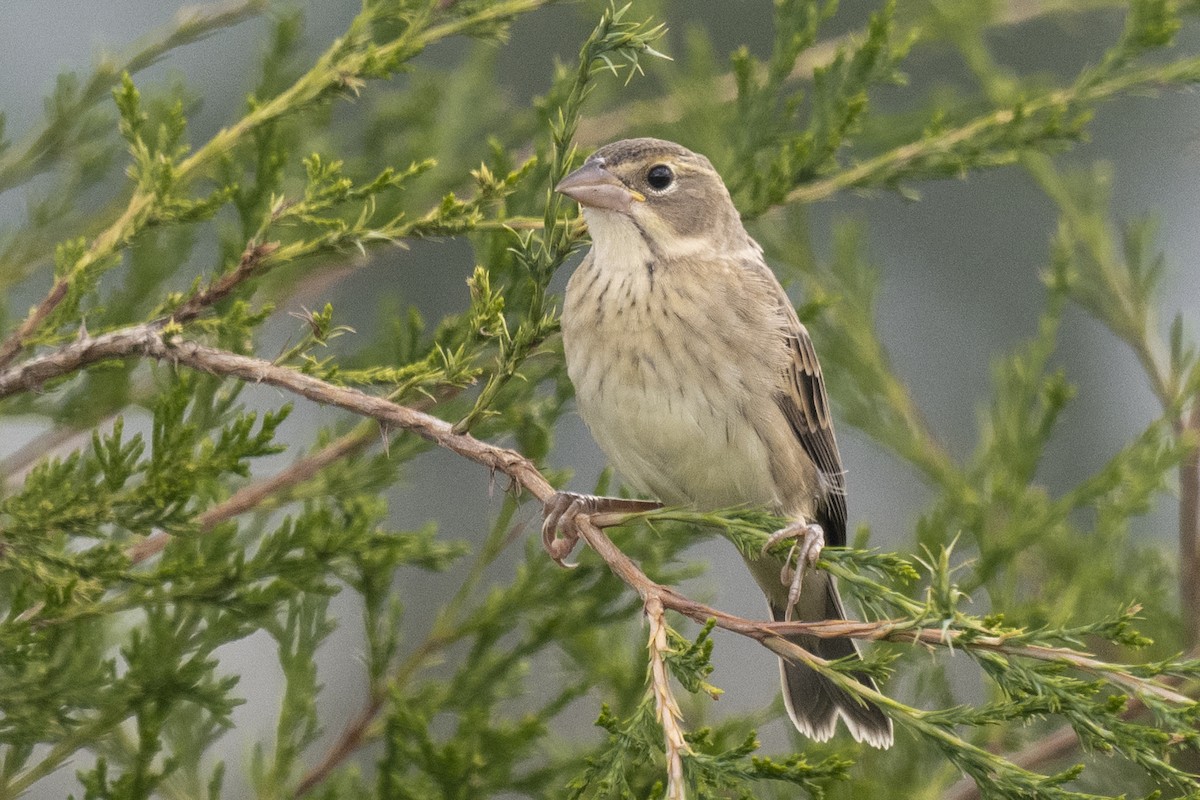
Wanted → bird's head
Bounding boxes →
[555,138,747,260]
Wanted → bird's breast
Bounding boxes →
[562,255,795,511]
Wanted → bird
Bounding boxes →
[544,137,892,748]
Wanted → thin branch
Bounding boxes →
[0,326,555,499]
[647,595,690,800]
[786,55,1200,207]
[0,326,1189,708]
[292,694,385,797]
[0,280,70,369]
[941,693,1153,800]
[0,236,278,372]
[171,241,281,323]
[0,241,295,485]
[0,0,552,371]
[776,618,1191,705]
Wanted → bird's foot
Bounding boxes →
[541,492,597,567]
[761,520,826,621]
[541,492,662,568]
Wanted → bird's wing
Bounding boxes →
[774,316,848,548]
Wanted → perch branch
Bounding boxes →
[0,327,1190,707]
[1,327,1193,798]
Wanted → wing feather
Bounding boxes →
[774,318,848,548]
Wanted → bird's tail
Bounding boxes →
[771,579,893,749]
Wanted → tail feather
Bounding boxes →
[771,580,893,749]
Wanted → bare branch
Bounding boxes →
[0,326,555,501]
[292,695,385,797]
[646,595,690,800]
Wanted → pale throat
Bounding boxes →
[580,207,656,272]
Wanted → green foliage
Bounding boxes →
[0,1,1199,799]
[569,619,853,799]
[728,0,911,216]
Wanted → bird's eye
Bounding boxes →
[646,164,673,191]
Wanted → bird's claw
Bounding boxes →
[761,521,826,621]
[541,491,600,568]
[541,493,664,568]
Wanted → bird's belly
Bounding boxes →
[576,373,782,512]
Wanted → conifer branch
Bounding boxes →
[3,3,1199,796]
[1,321,1197,795]
[0,326,556,497]
[125,426,371,564]
[575,0,1114,147]
[0,0,266,194]
[0,0,554,370]
[1,327,1192,709]
[941,684,1178,800]
[785,54,1200,206]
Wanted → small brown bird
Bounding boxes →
[548,137,892,748]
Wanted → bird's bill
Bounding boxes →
[554,161,645,212]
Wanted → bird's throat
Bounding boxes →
[581,208,657,277]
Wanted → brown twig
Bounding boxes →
[292,619,463,794]
[0,326,555,499]
[0,237,277,373]
[0,280,69,369]
[171,241,281,323]
[646,595,690,800]
[293,694,386,797]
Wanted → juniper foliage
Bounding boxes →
[0,1,1198,798]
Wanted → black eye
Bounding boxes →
[646,164,673,191]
